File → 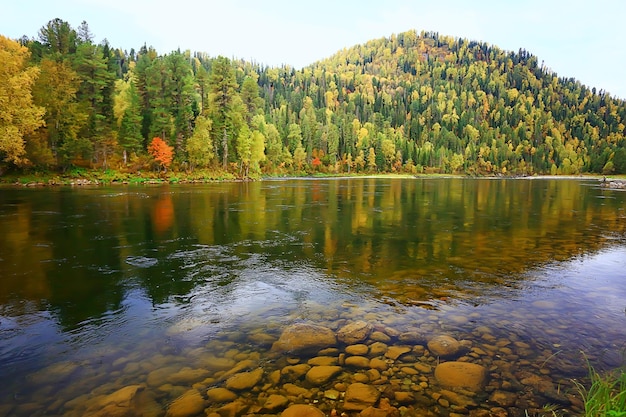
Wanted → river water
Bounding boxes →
[0,178,625,416]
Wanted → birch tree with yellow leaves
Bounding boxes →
[0,36,45,169]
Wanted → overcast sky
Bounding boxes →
[3,0,625,99]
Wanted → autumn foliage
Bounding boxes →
[148,137,173,171]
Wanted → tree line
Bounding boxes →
[1,19,625,177]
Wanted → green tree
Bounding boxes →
[300,96,317,157]
[293,142,307,171]
[613,148,626,174]
[367,147,377,172]
[287,123,303,153]
[355,150,365,172]
[249,129,266,174]
[72,38,116,165]
[117,79,144,162]
[240,75,263,123]
[236,124,252,176]
[31,57,85,166]
[262,121,282,168]
[187,115,214,169]
[194,59,210,114]
[165,50,195,149]
[37,18,77,58]
[380,137,396,170]
[208,56,240,168]
[145,57,174,143]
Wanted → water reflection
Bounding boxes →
[1,179,625,326]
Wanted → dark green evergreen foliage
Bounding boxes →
[207,56,241,168]
[37,18,78,58]
[11,23,626,174]
[118,82,143,156]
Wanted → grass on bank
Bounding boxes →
[575,363,626,417]
[0,167,239,186]
[3,166,622,186]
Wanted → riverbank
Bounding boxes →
[0,169,621,187]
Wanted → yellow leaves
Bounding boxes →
[0,35,45,165]
[113,79,131,126]
[507,88,519,102]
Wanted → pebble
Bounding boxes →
[345,344,369,356]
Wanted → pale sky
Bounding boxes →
[2,0,625,99]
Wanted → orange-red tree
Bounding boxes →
[311,156,322,170]
[148,137,173,172]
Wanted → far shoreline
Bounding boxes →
[1,171,624,188]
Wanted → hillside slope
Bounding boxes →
[256,30,626,174]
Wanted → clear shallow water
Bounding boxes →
[0,178,625,416]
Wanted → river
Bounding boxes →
[0,178,625,416]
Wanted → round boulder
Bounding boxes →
[434,361,488,391]
[272,324,337,354]
[427,335,462,358]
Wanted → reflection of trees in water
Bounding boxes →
[0,180,625,326]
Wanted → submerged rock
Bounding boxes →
[384,346,411,360]
[369,358,388,371]
[168,367,210,385]
[434,362,488,391]
[272,324,337,354]
[281,404,325,417]
[489,390,517,407]
[93,384,145,409]
[165,389,205,417]
[343,383,381,411]
[206,387,237,403]
[337,321,373,344]
[305,365,343,385]
[263,394,289,412]
[393,391,415,404]
[345,344,369,356]
[283,383,311,397]
[359,397,400,417]
[439,389,478,408]
[225,368,264,391]
[308,356,339,366]
[281,363,311,380]
[83,384,149,417]
[345,356,371,368]
[427,335,462,358]
[201,356,237,371]
[368,342,389,357]
[398,331,424,344]
[216,399,249,417]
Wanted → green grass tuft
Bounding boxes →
[575,362,626,417]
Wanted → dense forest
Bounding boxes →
[2,19,626,178]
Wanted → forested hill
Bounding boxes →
[2,21,626,176]
[259,31,626,175]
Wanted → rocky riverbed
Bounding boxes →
[12,310,596,417]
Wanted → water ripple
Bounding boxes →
[125,256,158,268]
